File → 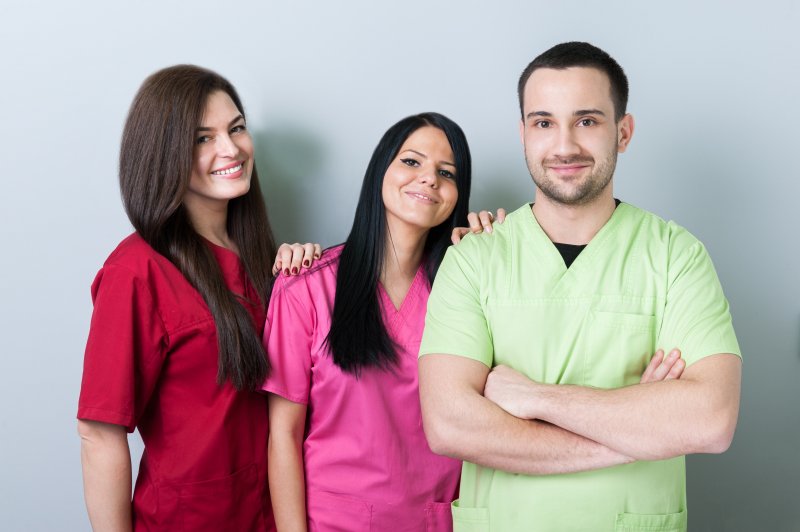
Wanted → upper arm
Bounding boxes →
[262,278,315,403]
[418,353,490,451]
[77,419,129,444]
[420,244,493,366]
[681,353,742,451]
[657,233,741,366]
[267,394,308,441]
[79,266,167,432]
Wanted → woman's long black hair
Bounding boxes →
[325,112,472,375]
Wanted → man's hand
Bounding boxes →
[483,365,539,419]
[640,349,685,384]
[451,208,507,244]
[484,349,686,420]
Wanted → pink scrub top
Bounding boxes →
[263,245,460,532]
[78,233,275,531]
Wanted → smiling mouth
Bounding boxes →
[406,192,438,203]
[211,164,243,176]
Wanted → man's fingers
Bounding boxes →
[665,358,686,380]
[650,349,681,382]
[640,349,664,383]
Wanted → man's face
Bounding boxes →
[519,67,633,206]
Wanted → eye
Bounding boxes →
[535,120,552,129]
[438,169,455,180]
[231,124,247,134]
[577,118,596,127]
[195,135,212,145]
[401,158,420,167]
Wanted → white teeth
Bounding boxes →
[212,164,242,175]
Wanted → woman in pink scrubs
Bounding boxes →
[265,113,471,532]
[77,65,316,531]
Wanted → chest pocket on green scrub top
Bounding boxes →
[582,310,656,389]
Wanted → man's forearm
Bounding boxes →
[420,355,632,475]
[525,354,741,460]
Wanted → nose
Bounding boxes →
[216,133,238,158]
[417,164,439,189]
[554,128,580,158]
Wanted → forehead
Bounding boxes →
[201,90,240,123]
[399,126,452,155]
[522,67,613,115]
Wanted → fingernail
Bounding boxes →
[314,253,321,259]
[291,267,298,274]
[283,269,289,276]
[303,260,310,267]
[485,226,493,234]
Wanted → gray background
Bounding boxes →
[1,1,797,530]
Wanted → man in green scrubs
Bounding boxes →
[419,42,742,532]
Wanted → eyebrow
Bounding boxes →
[402,149,456,168]
[525,109,606,121]
[195,114,245,132]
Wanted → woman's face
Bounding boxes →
[381,126,459,237]
[183,90,254,214]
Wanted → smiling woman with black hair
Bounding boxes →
[264,112,471,532]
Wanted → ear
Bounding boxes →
[617,113,635,153]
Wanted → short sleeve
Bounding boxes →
[261,277,315,404]
[420,242,494,367]
[78,265,168,432]
[657,232,741,366]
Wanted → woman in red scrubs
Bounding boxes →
[77,65,292,531]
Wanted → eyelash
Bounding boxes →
[401,158,455,179]
[195,124,247,145]
[534,118,597,129]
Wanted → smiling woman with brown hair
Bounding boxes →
[77,65,280,531]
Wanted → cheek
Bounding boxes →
[441,182,459,210]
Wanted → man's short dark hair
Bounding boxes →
[517,42,629,121]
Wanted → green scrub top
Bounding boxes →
[420,203,741,532]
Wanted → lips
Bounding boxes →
[211,162,244,176]
[405,191,438,203]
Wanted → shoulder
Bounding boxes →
[101,233,170,275]
[91,233,182,304]
[617,203,703,255]
[271,244,342,298]
[448,203,529,264]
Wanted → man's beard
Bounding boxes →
[526,147,617,206]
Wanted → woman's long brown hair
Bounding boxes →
[119,65,276,391]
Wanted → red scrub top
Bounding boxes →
[78,233,274,531]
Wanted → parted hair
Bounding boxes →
[325,112,472,375]
[119,64,276,391]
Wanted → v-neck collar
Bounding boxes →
[523,202,629,276]
[378,264,426,316]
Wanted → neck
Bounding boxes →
[531,189,616,245]
[382,230,427,283]
[184,199,236,251]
